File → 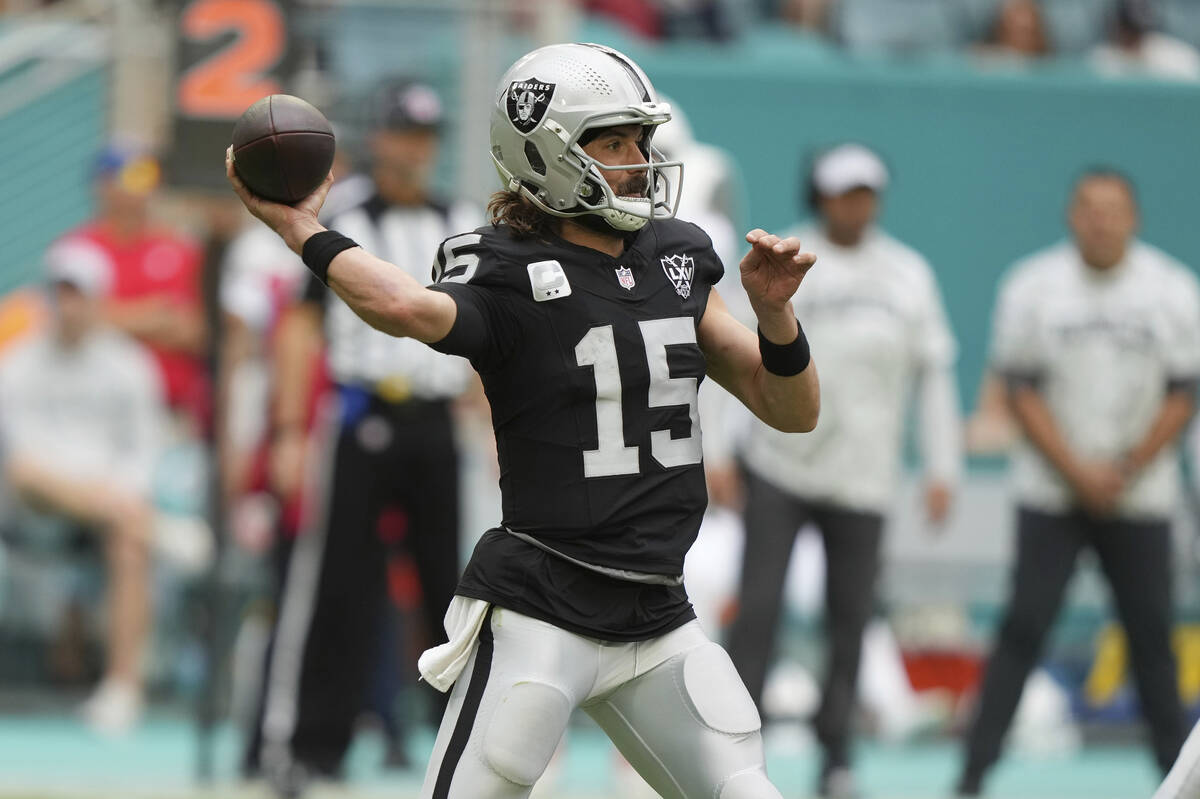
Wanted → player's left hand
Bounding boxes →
[739,230,817,315]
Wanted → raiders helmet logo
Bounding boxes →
[661,254,695,299]
[506,78,555,134]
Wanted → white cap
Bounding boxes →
[812,144,889,196]
[45,238,113,298]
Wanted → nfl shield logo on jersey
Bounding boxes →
[615,265,636,290]
[506,78,555,134]
[661,254,694,299]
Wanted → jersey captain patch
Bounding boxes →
[661,253,695,299]
[527,259,572,302]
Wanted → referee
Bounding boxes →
[247,81,481,784]
[957,169,1196,795]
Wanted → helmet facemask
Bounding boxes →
[565,122,683,231]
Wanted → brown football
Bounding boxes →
[231,94,335,204]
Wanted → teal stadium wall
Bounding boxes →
[0,67,107,294]
[612,29,1200,411]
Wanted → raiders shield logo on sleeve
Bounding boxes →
[661,254,695,299]
[507,78,555,134]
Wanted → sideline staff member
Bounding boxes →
[724,143,962,799]
[958,169,1195,795]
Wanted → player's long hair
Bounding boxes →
[487,189,556,240]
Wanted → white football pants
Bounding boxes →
[420,607,782,798]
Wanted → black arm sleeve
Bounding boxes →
[427,282,519,373]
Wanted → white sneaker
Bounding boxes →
[80,679,142,736]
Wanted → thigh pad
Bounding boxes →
[680,643,762,735]
[483,681,571,786]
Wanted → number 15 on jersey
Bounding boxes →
[575,317,703,478]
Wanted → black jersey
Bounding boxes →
[429,218,724,639]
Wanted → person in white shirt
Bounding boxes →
[723,143,962,798]
[0,239,165,734]
[1090,0,1200,81]
[957,169,1194,796]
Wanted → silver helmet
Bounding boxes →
[489,43,683,232]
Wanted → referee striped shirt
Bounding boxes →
[305,193,483,399]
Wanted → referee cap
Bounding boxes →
[372,80,443,132]
[811,144,889,196]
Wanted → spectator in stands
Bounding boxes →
[585,0,735,40]
[1091,0,1200,80]
[975,0,1051,62]
[957,168,1193,795]
[585,0,663,37]
[61,145,207,427]
[723,143,962,799]
[779,0,833,33]
[0,239,165,734]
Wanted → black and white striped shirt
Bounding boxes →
[305,193,482,399]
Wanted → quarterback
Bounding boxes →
[227,43,819,799]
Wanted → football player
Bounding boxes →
[227,42,819,799]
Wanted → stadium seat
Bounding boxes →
[832,0,970,53]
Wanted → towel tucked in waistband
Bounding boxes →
[418,595,491,692]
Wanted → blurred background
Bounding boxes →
[2,0,1200,797]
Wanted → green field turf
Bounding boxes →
[0,713,1163,798]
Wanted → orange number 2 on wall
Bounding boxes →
[178,0,285,119]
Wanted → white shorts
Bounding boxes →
[420,606,783,799]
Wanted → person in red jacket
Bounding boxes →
[61,145,207,426]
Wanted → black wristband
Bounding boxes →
[301,230,358,284]
[758,320,811,377]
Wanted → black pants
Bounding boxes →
[246,391,461,777]
[725,468,883,768]
[961,507,1185,789]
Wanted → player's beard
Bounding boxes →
[616,171,650,200]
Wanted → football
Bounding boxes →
[231,94,335,204]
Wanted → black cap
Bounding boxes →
[372,81,443,132]
[1116,0,1157,34]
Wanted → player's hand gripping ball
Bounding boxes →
[230,94,335,204]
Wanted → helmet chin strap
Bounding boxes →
[572,209,643,238]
